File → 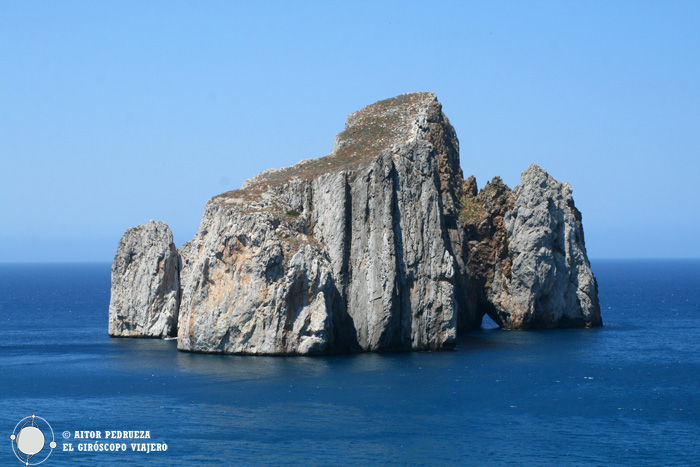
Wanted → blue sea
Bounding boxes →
[1,260,699,466]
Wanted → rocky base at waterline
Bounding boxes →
[108,92,601,354]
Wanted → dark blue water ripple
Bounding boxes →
[1,260,698,466]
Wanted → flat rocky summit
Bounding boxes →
[109,92,601,355]
[234,92,443,192]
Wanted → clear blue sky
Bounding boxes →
[1,1,698,261]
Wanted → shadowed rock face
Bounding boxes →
[459,176,514,329]
[109,92,602,354]
[108,220,180,338]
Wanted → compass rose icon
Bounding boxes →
[9,414,57,466]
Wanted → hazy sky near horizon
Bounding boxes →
[2,1,699,261]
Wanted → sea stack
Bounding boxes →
[108,92,602,354]
[108,220,180,338]
[460,165,601,329]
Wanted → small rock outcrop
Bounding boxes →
[108,93,602,354]
[108,220,180,338]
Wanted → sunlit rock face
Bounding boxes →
[109,92,601,354]
[176,92,460,354]
[461,165,601,329]
[109,220,180,338]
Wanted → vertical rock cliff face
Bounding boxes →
[109,92,602,354]
[177,92,460,353]
[108,220,180,338]
[176,203,344,355]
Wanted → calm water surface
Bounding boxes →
[0,260,698,466]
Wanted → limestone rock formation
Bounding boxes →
[108,92,602,354]
[108,220,180,338]
[489,165,601,328]
[176,202,346,355]
[177,92,460,353]
[460,165,601,329]
[459,176,514,329]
